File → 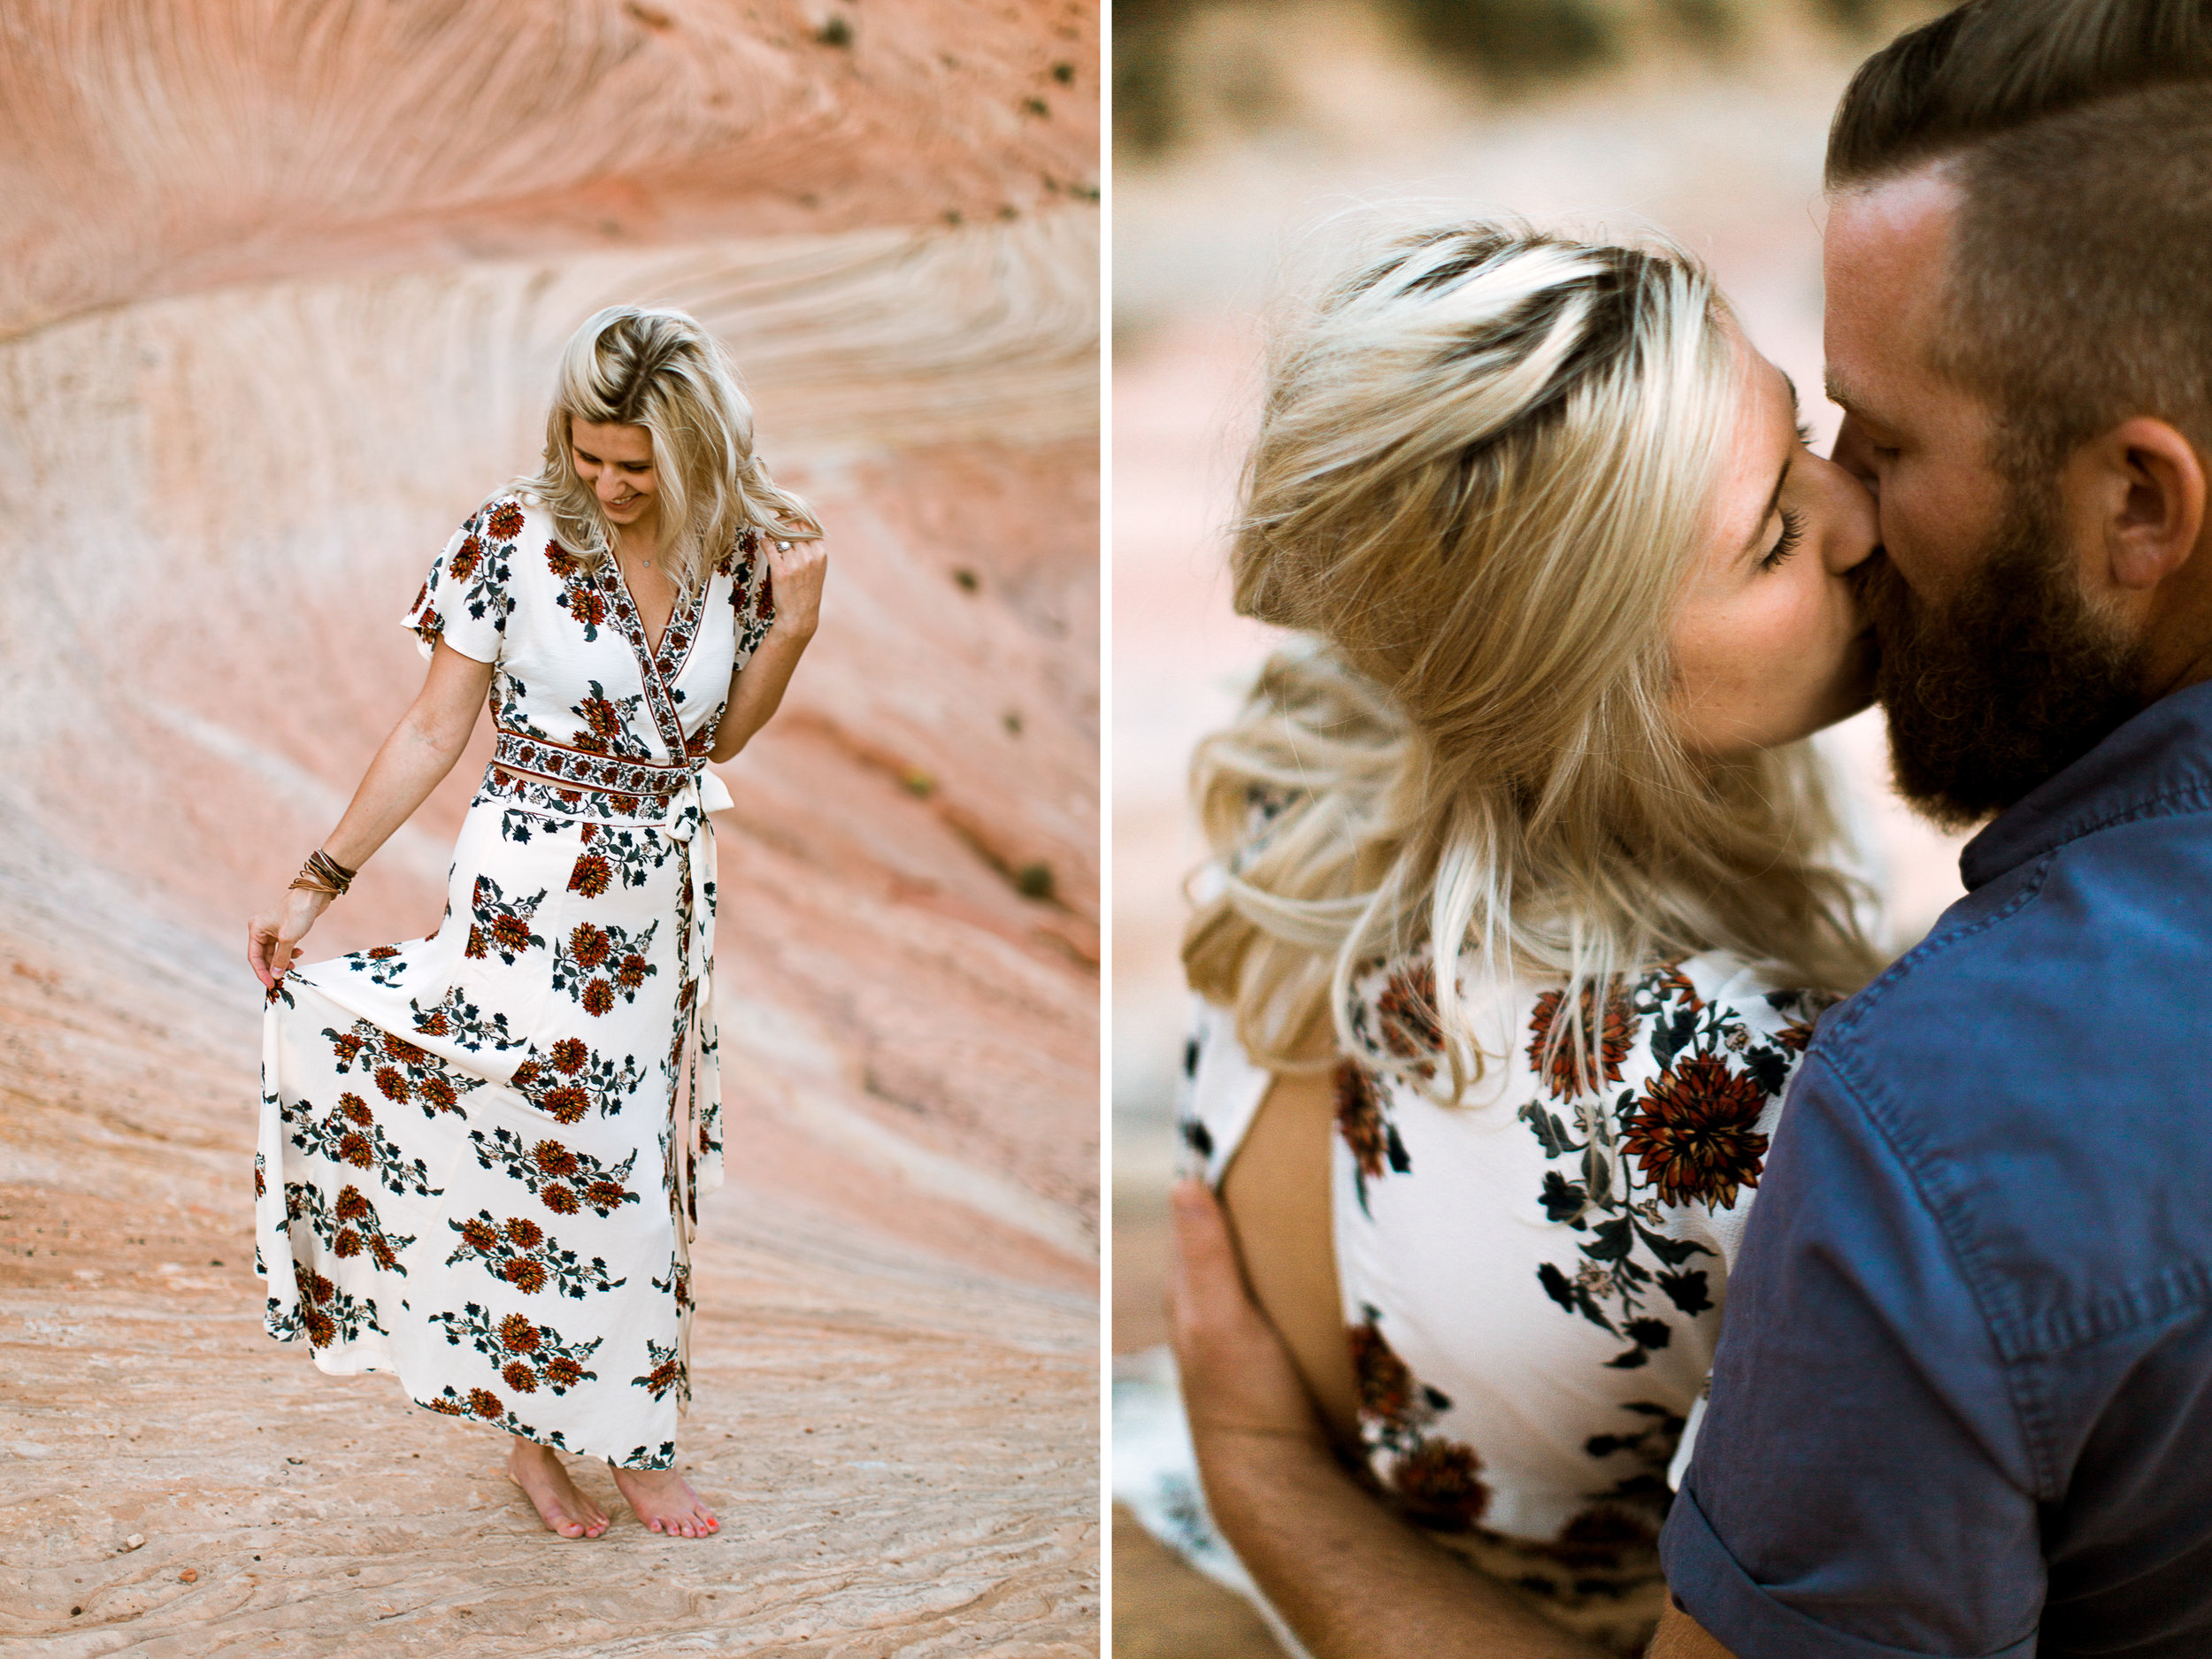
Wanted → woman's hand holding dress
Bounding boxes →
[245,641,494,988]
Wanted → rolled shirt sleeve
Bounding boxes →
[1660,1048,2046,1656]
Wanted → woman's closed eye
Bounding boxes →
[1761,505,1807,572]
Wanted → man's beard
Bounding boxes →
[1858,494,2146,831]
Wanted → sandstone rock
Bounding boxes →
[0,4,1098,1651]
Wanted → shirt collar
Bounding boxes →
[1960,678,2212,890]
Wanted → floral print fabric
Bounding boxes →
[1179,949,1828,1649]
[256,492,773,1469]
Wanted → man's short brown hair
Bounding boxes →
[1828,0,2212,479]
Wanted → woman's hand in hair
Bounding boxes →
[764,533,826,643]
[1166,1177,1330,1451]
[709,535,827,761]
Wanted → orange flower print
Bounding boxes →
[334,1229,362,1258]
[490,915,535,956]
[459,1217,498,1252]
[340,1094,374,1125]
[542,1184,580,1215]
[499,1314,540,1353]
[1335,1060,1389,1179]
[546,545,579,579]
[1527,981,1634,1100]
[533,1141,581,1178]
[584,1179,626,1210]
[449,537,483,582]
[419,1075,459,1114]
[503,1217,543,1249]
[503,1361,541,1394]
[1622,1052,1770,1210]
[337,1133,374,1170]
[1392,1439,1490,1532]
[544,1356,585,1390]
[503,1259,549,1294]
[384,1038,428,1066]
[467,1386,504,1420]
[578,696,621,747]
[1349,1317,1417,1431]
[541,1087,589,1125]
[581,979,615,1018]
[1376,960,1443,1065]
[569,853,613,899]
[373,1066,410,1103]
[487,502,525,540]
[614,953,649,991]
[1548,1507,1659,1571]
[334,1186,371,1222]
[549,1041,588,1076]
[570,925,612,972]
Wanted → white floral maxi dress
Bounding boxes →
[255,492,774,1470]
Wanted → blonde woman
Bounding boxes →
[246,306,826,1540]
[1160,227,1883,1655]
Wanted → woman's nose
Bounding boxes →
[1813,456,1880,577]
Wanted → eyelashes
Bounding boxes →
[1762,506,1807,572]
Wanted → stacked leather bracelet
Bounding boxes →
[288,848,358,898]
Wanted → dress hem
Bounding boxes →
[260,1325,679,1471]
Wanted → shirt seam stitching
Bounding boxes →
[1810,1048,2062,1504]
[1964,777,2212,887]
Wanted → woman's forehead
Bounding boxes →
[571,417,653,461]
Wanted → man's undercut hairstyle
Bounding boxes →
[1826,0,2212,188]
[1829,0,2212,485]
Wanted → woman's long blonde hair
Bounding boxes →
[1183,224,1878,1096]
[518,305,821,595]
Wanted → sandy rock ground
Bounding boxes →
[0,2,1101,1652]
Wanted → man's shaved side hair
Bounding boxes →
[1828,0,2212,483]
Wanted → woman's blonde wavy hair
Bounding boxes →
[1183,224,1878,1097]
[518,305,822,595]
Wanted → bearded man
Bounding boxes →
[1655,2,2212,1655]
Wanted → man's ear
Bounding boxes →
[2066,418,2208,592]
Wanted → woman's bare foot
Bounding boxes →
[609,1462,720,1537]
[506,1440,610,1539]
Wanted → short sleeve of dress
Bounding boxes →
[726,529,778,672]
[402,499,520,664]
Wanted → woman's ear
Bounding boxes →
[2069,417,2208,593]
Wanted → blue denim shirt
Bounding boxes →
[1660,680,2212,1657]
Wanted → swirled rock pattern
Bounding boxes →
[0,2,1098,1651]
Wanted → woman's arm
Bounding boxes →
[245,641,495,987]
[1168,1176,1612,1659]
[707,536,827,764]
